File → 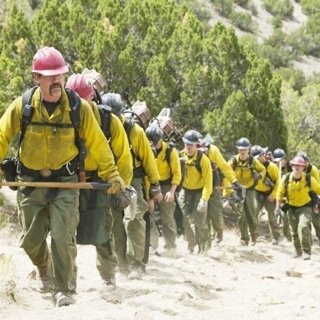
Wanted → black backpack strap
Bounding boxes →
[65,88,86,181]
[231,156,237,170]
[194,150,203,174]
[20,86,38,146]
[123,119,140,169]
[98,107,112,140]
[283,172,291,201]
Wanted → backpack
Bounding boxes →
[283,172,317,208]
[169,149,203,192]
[20,86,86,179]
[231,155,258,183]
[97,106,112,140]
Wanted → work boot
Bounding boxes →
[272,238,279,245]
[302,252,311,260]
[293,250,302,259]
[36,267,51,293]
[102,277,117,292]
[53,292,75,307]
[215,230,223,244]
[251,234,257,246]
[127,265,144,280]
[240,238,249,246]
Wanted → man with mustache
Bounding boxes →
[0,47,124,307]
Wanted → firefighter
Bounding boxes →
[251,145,280,245]
[229,137,266,245]
[275,156,320,260]
[101,93,161,280]
[199,134,241,244]
[273,148,292,241]
[66,73,132,291]
[178,130,213,254]
[0,47,124,307]
[145,125,181,253]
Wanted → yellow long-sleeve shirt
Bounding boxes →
[276,172,320,207]
[228,154,266,189]
[86,102,132,186]
[307,164,320,182]
[125,120,160,184]
[182,150,213,201]
[255,160,279,198]
[155,141,181,186]
[0,88,119,181]
[207,144,236,184]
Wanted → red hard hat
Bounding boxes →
[32,46,69,76]
[66,73,95,100]
[290,156,306,167]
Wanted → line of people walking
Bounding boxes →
[1,46,320,308]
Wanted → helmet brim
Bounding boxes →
[32,65,69,76]
[183,137,198,145]
[237,146,250,150]
[273,157,283,162]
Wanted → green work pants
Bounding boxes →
[207,188,224,234]
[111,207,128,273]
[238,189,258,241]
[123,177,147,268]
[178,189,209,252]
[94,192,117,281]
[17,174,79,294]
[158,184,177,249]
[288,206,312,255]
[255,192,280,241]
[311,211,320,241]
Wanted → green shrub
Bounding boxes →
[262,0,294,19]
[276,67,306,92]
[234,0,249,7]
[212,0,234,18]
[230,11,255,32]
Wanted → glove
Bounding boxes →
[274,208,282,217]
[252,171,261,182]
[150,183,162,199]
[111,187,135,211]
[232,181,244,202]
[197,198,208,213]
[106,175,125,194]
[264,177,275,188]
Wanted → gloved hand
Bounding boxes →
[106,175,125,194]
[197,198,208,213]
[264,177,275,188]
[232,181,244,202]
[252,171,261,182]
[274,208,282,217]
[111,186,135,210]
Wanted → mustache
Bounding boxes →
[50,83,62,90]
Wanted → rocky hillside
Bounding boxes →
[196,0,320,77]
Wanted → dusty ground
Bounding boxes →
[1,189,320,320]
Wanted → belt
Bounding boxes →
[159,177,172,186]
[17,158,79,180]
[133,166,145,178]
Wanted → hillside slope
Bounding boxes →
[199,0,320,77]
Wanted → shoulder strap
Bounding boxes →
[66,88,81,130]
[165,144,172,164]
[306,173,311,188]
[284,172,291,199]
[306,164,312,174]
[194,150,203,174]
[20,86,38,145]
[98,107,112,140]
[248,155,254,167]
[231,155,237,170]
